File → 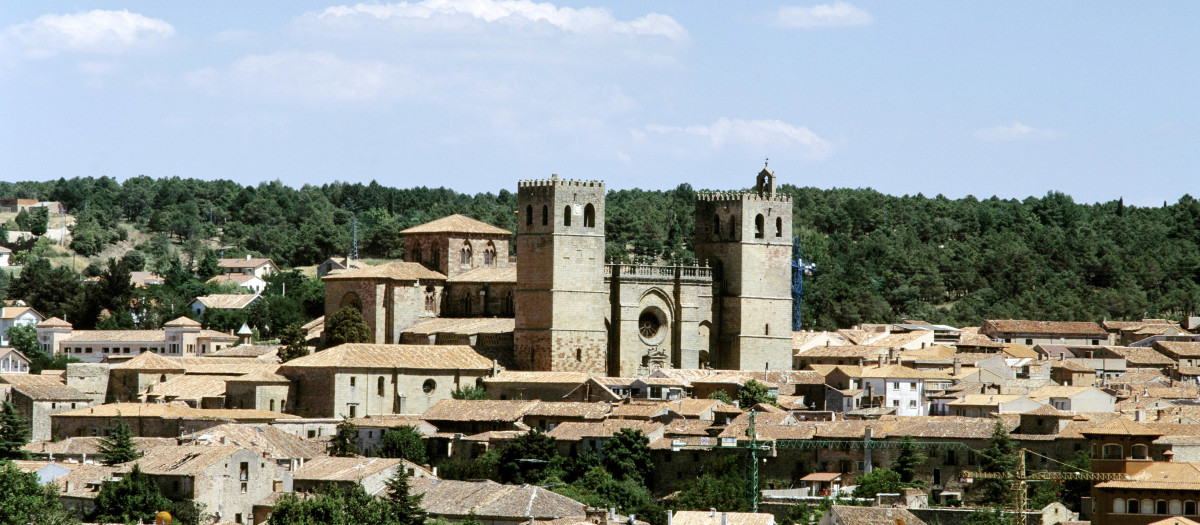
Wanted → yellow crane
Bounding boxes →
[964,448,1128,525]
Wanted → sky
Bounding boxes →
[2,2,1198,206]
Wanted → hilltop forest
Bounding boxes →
[1,176,1198,332]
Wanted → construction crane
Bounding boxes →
[791,238,817,331]
[963,448,1128,525]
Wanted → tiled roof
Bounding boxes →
[301,316,324,331]
[947,394,1029,406]
[1028,385,1106,400]
[207,344,280,358]
[218,257,275,269]
[143,375,229,400]
[792,331,854,349]
[736,370,826,385]
[826,506,926,525]
[1107,369,1169,385]
[193,294,260,310]
[321,261,447,282]
[182,422,325,460]
[447,266,517,283]
[545,420,663,441]
[22,436,175,457]
[422,399,539,422]
[1105,346,1174,365]
[404,317,514,335]
[293,456,409,481]
[1097,462,1200,490]
[795,346,889,358]
[411,478,585,519]
[110,352,186,371]
[610,403,670,420]
[36,316,72,328]
[858,364,951,380]
[671,511,776,525]
[661,398,728,418]
[171,357,278,375]
[868,331,933,349]
[206,273,261,286]
[1145,385,1200,399]
[63,330,166,343]
[10,382,91,401]
[898,345,958,361]
[1050,359,1095,372]
[1155,341,1200,357]
[399,214,511,236]
[483,371,592,384]
[280,343,493,370]
[226,370,292,383]
[131,445,239,474]
[985,320,1106,336]
[525,402,611,419]
[1001,343,1039,359]
[164,316,202,328]
[0,305,38,320]
[0,373,65,386]
[1023,404,1072,417]
[1080,417,1162,436]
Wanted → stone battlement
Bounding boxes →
[696,191,791,203]
[518,174,605,189]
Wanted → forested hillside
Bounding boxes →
[1,176,1197,331]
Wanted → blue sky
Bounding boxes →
[2,2,1197,205]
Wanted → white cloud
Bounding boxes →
[187,51,419,103]
[974,122,1065,142]
[777,2,873,28]
[643,118,834,160]
[1,9,174,59]
[304,0,688,41]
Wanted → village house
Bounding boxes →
[0,347,31,373]
[0,301,43,346]
[317,256,372,277]
[1028,385,1116,413]
[207,273,268,294]
[1,374,96,441]
[347,414,437,456]
[278,343,495,418]
[1104,319,1193,346]
[292,456,433,495]
[136,445,278,525]
[982,319,1110,346]
[49,402,297,439]
[946,394,1042,417]
[190,293,263,318]
[1152,341,1200,367]
[21,436,177,464]
[0,245,10,266]
[411,478,588,525]
[219,256,279,279]
[36,316,239,363]
[482,371,619,402]
[672,510,776,525]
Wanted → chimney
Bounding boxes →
[668,510,673,525]
[878,355,886,367]
[889,347,898,364]
[953,357,962,376]
[610,509,617,521]
[710,509,717,518]
[722,513,728,525]
[245,254,252,261]
[629,515,636,525]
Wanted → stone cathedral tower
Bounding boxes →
[693,166,794,370]
[514,175,608,373]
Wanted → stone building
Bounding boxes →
[326,167,795,377]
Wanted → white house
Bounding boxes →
[206,273,267,294]
[1028,385,1115,413]
[0,246,11,267]
[218,256,278,279]
[0,347,31,373]
[851,364,950,417]
[190,294,262,318]
[1,302,43,347]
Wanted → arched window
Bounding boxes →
[270,399,275,411]
[754,214,765,238]
[1113,499,1124,514]
[1127,499,1139,514]
[1171,501,1183,515]
[1156,500,1168,515]
[1102,443,1122,459]
[541,205,548,226]
[414,243,423,264]
[712,214,721,237]
[584,204,595,227]
[160,374,167,383]
[462,291,473,315]
[1132,444,1148,460]
[526,205,533,226]
[483,242,496,266]
[728,216,737,239]
[504,292,514,316]
[576,348,582,362]
[564,206,572,226]
[1184,501,1196,515]
[378,376,385,397]
[776,217,783,237]
[460,241,472,265]
[425,286,436,312]
[1141,500,1153,515]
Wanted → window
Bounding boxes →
[1142,500,1153,514]
[1127,499,1139,514]
[712,215,721,237]
[909,400,917,408]
[460,241,472,265]
[576,348,582,362]
[350,377,356,387]
[308,430,317,439]
[728,216,737,238]
[584,203,595,227]
[483,242,496,266]
[240,462,249,480]
[564,206,572,226]
[348,405,357,417]
[1132,444,1148,460]
[1113,499,1124,514]
[525,205,533,226]
[946,450,956,465]
[236,513,243,524]
[269,399,275,411]
[775,217,783,237]
[1157,500,1168,515]
[891,399,899,407]
[378,377,386,397]
[423,379,436,395]
[1171,501,1183,515]
[160,374,167,383]
[910,382,917,389]
[754,214,764,238]
[1102,443,1123,459]
[541,205,548,225]
[1185,501,1196,515]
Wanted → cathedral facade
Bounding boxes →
[325,167,794,376]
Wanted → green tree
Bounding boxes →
[602,428,653,486]
[436,449,499,481]
[380,467,426,525]
[893,436,927,485]
[328,417,358,457]
[670,455,749,512]
[91,463,173,524]
[461,510,483,525]
[379,426,428,465]
[277,323,309,362]
[498,429,558,484]
[977,421,1018,506]
[1060,450,1092,512]
[97,416,140,465]
[553,467,664,525]
[0,461,77,525]
[0,400,32,459]
[5,323,39,357]
[780,503,815,525]
[451,385,488,400]
[964,507,1011,525]
[852,468,903,498]
[738,379,774,408]
[29,207,49,236]
[707,390,734,405]
[325,305,372,347]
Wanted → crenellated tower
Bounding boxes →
[693,166,794,370]
[515,175,608,373]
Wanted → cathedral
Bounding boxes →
[323,166,794,376]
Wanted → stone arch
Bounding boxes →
[340,292,362,312]
[413,241,424,264]
[460,241,473,266]
[563,206,572,226]
[584,203,596,227]
[483,241,497,266]
[754,214,765,239]
[776,217,783,237]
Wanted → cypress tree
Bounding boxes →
[0,400,31,459]
[893,435,927,484]
[977,420,1018,505]
[382,468,426,525]
[97,416,139,465]
[328,417,358,457]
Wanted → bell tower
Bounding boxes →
[693,165,793,370]
[514,175,607,373]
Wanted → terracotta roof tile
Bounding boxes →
[399,214,511,236]
[411,478,584,519]
[985,320,1106,336]
[545,420,663,441]
[404,317,514,335]
[193,294,261,310]
[321,261,447,281]
[422,400,538,422]
[447,266,517,283]
[280,343,492,370]
[671,511,776,525]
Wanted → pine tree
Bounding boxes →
[325,305,372,347]
[0,400,31,460]
[381,467,426,525]
[977,420,1018,505]
[893,435,927,485]
[97,416,139,465]
[328,417,358,457]
[91,463,172,524]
